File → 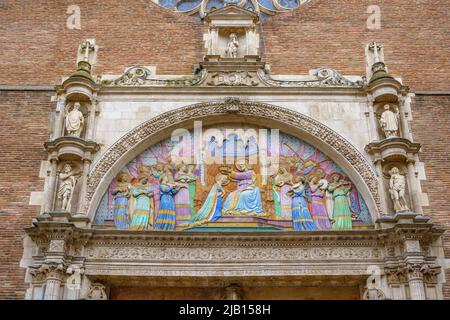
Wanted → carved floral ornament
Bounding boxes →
[85,100,380,218]
[101,66,363,88]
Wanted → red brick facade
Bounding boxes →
[0,0,448,299]
[0,91,52,299]
[411,95,450,298]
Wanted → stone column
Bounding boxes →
[407,265,426,300]
[398,95,412,140]
[44,277,63,300]
[54,95,66,139]
[375,160,388,214]
[367,95,380,141]
[211,27,219,56]
[86,98,97,141]
[45,157,58,212]
[42,262,66,300]
[406,159,422,214]
[77,158,91,214]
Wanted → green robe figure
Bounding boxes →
[129,175,154,230]
[327,173,353,230]
[186,165,197,217]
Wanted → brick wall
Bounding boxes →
[1,0,449,91]
[262,0,450,91]
[0,0,205,85]
[0,91,52,299]
[411,95,450,298]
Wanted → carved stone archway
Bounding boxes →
[86,99,381,219]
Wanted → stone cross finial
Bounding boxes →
[365,41,386,79]
[77,39,97,66]
[368,42,383,63]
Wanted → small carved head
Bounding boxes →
[384,104,390,110]
[216,174,229,186]
[294,174,306,185]
[62,163,72,173]
[389,166,400,175]
[308,174,319,184]
[229,33,237,40]
[116,172,130,183]
[235,158,249,172]
[187,164,195,173]
[73,102,81,110]
[329,172,344,183]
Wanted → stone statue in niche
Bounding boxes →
[379,104,399,139]
[65,102,85,137]
[57,164,80,212]
[225,33,239,58]
[388,166,410,213]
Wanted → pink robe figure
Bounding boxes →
[150,170,163,225]
[174,172,191,225]
[280,184,292,219]
[309,185,332,230]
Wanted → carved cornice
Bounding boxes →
[365,138,421,163]
[85,99,380,215]
[26,217,93,251]
[44,137,100,162]
[257,68,364,88]
[23,216,445,282]
[102,66,206,87]
[100,65,364,89]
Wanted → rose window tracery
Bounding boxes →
[152,0,311,20]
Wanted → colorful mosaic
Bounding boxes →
[94,128,372,231]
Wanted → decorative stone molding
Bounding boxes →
[102,66,206,87]
[22,210,445,299]
[44,137,100,162]
[85,99,380,217]
[28,262,68,283]
[206,71,259,86]
[365,138,421,163]
[101,64,363,88]
[84,245,382,262]
[258,67,363,88]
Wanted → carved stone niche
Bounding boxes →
[43,129,99,214]
[381,163,412,215]
[53,162,83,213]
[53,39,100,141]
[365,136,421,215]
[203,5,260,59]
[374,102,401,140]
[62,100,89,139]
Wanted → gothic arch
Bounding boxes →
[85,100,381,219]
